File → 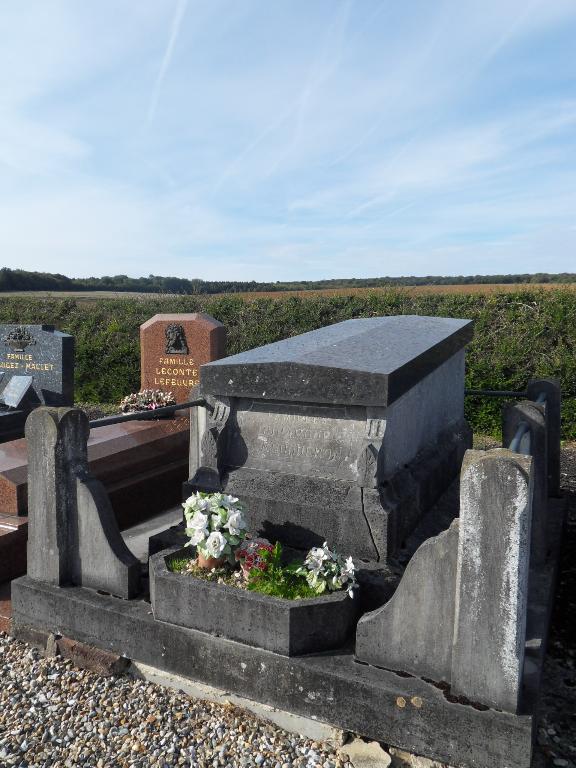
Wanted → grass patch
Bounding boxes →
[166,550,319,599]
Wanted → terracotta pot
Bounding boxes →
[196,552,226,570]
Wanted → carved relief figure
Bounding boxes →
[165,324,189,355]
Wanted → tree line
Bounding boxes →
[0,267,574,295]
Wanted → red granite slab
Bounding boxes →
[0,416,189,517]
[0,416,190,584]
[140,313,225,403]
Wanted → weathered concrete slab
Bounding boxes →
[355,520,459,682]
[11,576,535,768]
[129,660,348,746]
[452,449,533,714]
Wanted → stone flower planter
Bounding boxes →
[149,547,358,656]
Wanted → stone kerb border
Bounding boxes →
[149,547,358,656]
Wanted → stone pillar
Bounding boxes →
[188,401,209,480]
[503,400,547,564]
[25,407,140,598]
[527,378,561,497]
[26,408,85,585]
[452,449,533,713]
[140,313,225,403]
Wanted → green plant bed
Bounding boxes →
[166,550,321,600]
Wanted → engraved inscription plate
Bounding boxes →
[228,399,370,483]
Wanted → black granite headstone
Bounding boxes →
[0,324,74,406]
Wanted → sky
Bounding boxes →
[1,0,576,282]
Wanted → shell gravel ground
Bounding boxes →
[0,636,351,768]
[0,445,574,768]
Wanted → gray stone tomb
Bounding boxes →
[186,315,474,564]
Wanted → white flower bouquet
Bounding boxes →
[182,492,248,563]
[295,541,358,598]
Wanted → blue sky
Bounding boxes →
[1,1,576,281]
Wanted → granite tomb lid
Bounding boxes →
[200,315,473,406]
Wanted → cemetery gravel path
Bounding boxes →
[0,636,351,768]
[0,446,574,768]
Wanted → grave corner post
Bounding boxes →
[503,399,547,564]
[452,448,533,713]
[25,406,85,585]
[527,378,561,498]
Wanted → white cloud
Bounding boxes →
[1,0,576,280]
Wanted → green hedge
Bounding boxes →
[1,289,574,439]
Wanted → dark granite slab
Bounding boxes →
[0,325,74,407]
[200,316,473,406]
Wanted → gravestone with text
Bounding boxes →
[0,324,74,442]
[140,313,225,404]
[0,325,74,406]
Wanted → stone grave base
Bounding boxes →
[11,496,565,768]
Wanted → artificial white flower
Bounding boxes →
[185,511,209,545]
[188,527,207,546]
[204,531,227,558]
[183,492,210,513]
[184,491,248,561]
[305,546,328,574]
[300,542,358,597]
[341,556,356,581]
[225,509,247,537]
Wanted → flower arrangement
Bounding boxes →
[295,541,357,598]
[235,537,274,573]
[245,541,358,600]
[179,494,358,599]
[183,492,248,562]
[245,542,318,599]
[120,389,176,413]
